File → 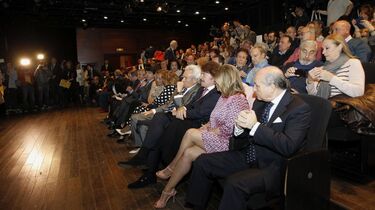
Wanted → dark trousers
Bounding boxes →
[113,97,141,126]
[186,151,265,210]
[21,84,35,110]
[142,112,172,149]
[37,84,50,106]
[5,88,18,109]
[144,118,198,177]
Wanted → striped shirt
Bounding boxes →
[307,59,365,98]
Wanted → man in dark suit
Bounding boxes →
[121,62,222,189]
[333,20,371,63]
[164,40,178,61]
[101,59,114,74]
[268,35,294,68]
[122,64,201,156]
[106,69,148,135]
[185,66,312,210]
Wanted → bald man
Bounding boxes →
[186,66,312,210]
[333,20,371,62]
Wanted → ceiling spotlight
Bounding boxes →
[202,17,206,20]
[177,20,181,23]
[104,16,108,19]
[215,1,220,4]
[81,19,86,22]
[224,7,229,10]
[20,58,31,66]
[195,11,199,15]
[185,24,189,27]
[121,20,124,23]
[140,0,144,2]
[143,18,147,21]
[37,54,45,60]
[176,9,180,13]
[156,6,162,12]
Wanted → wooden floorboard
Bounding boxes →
[0,107,374,210]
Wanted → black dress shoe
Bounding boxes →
[128,174,156,189]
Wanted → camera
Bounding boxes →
[355,17,365,29]
[295,69,307,77]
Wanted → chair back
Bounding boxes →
[284,94,332,210]
[298,94,332,151]
[362,62,375,85]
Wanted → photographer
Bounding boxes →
[351,4,375,61]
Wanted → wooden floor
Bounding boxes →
[0,107,374,210]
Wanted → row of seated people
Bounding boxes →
[100,31,366,209]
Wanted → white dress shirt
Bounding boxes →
[234,90,287,137]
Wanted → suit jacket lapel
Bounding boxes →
[182,84,200,105]
[267,91,293,125]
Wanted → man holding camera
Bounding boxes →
[284,40,323,94]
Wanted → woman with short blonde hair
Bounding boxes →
[307,33,364,98]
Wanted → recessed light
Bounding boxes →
[195,11,199,15]
[156,6,162,12]
[121,20,124,23]
[202,17,206,20]
[224,7,229,10]
[185,24,189,27]
[104,16,108,19]
[140,0,144,2]
[215,1,220,4]
[143,18,147,21]
[176,9,180,13]
[81,19,86,22]
[177,20,181,23]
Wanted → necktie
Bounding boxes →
[198,88,208,100]
[245,102,274,164]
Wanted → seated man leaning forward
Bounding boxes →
[185,66,312,210]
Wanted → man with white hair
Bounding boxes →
[333,20,372,63]
[164,40,178,61]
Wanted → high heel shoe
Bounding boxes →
[156,166,173,180]
[154,189,177,209]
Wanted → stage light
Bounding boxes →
[104,16,108,20]
[176,9,180,13]
[202,17,206,20]
[215,1,220,4]
[36,53,45,60]
[185,24,189,27]
[224,7,229,10]
[143,18,147,21]
[121,20,124,23]
[195,11,199,15]
[177,20,181,23]
[20,58,31,66]
[82,19,86,22]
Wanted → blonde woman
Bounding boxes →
[306,34,365,99]
[153,64,250,208]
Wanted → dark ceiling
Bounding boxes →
[0,0,261,29]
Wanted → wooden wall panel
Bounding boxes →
[76,28,195,69]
